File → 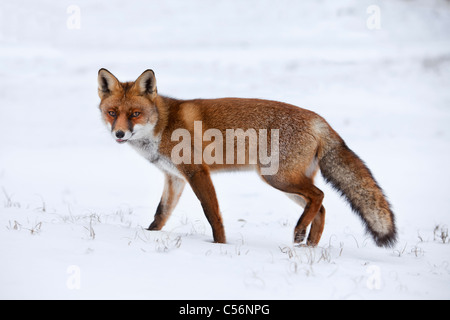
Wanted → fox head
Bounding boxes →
[97,68,159,143]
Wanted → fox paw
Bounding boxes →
[147,220,162,231]
[294,229,306,244]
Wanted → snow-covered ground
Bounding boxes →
[1,0,449,299]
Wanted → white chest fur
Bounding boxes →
[129,138,184,179]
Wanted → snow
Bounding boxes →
[1,0,450,300]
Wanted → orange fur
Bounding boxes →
[97,69,397,247]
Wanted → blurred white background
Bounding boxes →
[1,0,449,299]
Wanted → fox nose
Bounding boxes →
[115,130,125,139]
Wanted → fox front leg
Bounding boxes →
[147,174,185,230]
[186,167,226,243]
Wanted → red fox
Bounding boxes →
[97,68,397,248]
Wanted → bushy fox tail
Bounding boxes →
[318,133,397,248]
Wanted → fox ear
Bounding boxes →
[98,68,120,99]
[134,69,157,97]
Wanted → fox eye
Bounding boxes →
[108,111,116,117]
[131,112,141,118]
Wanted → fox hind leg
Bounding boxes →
[306,205,326,246]
[291,183,324,245]
[286,193,326,246]
[262,173,324,246]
